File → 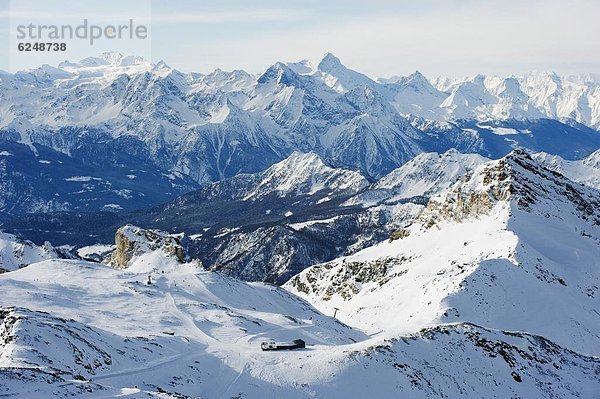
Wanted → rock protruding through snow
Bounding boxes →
[106,225,185,269]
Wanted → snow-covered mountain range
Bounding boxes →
[1,52,600,219]
[6,147,598,288]
[1,52,600,398]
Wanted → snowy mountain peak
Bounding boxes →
[153,60,171,70]
[244,151,369,200]
[256,61,299,87]
[264,151,331,174]
[498,77,527,99]
[313,53,376,93]
[317,52,343,72]
[404,70,430,85]
[280,150,325,166]
[583,148,600,168]
[390,70,440,93]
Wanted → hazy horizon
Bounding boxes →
[1,0,599,78]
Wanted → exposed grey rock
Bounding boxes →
[106,225,185,269]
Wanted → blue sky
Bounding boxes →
[1,0,599,78]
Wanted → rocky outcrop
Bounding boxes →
[0,232,59,273]
[388,229,410,242]
[418,155,514,227]
[289,256,412,301]
[418,149,600,228]
[106,225,185,269]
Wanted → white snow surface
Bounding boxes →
[0,232,59,273]
[1,248,599,398]
[346,149,488,206]
[532,151,600,190]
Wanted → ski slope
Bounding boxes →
[1,247,598,397]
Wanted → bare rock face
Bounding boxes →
[106,225,185,269]
[418,156,513,228]
[418,149,600,229]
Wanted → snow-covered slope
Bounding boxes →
[1,248,599,397]
[386,71,448,120]
[287,150,600,356]
[346,149,488,206]
[240,151,369,200]
[0,232,58,273]
[533,150,600,189]
[0,253,361,398]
